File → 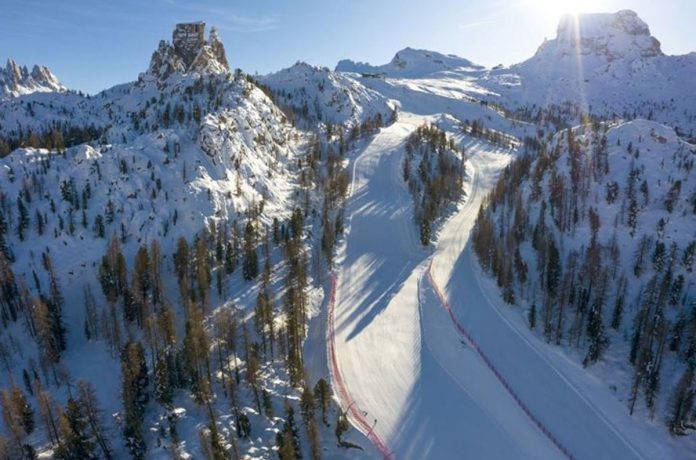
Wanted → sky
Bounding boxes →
[0,0,694,94]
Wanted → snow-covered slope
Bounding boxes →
[336,47,484,78]
[260,62,394,127]
[0,59,66,99]
[2,8,696,460]
[472,119,696,452]
[0,22,383,460]
[483,10,696,137]
[2,80,301,263]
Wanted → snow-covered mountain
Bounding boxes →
[336,47,483,78]
[0,22,380,460]
[260,61,394,127]
[0,59,66,98]
[1,8,695,460]
[483,10,696,136]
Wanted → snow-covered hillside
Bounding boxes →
[336,47,484,78]
[482,10,696,138]
[260,62,394,128]
[1,7,695,460]
[0,22,378,460]
[473,119,696,447]
[0,59,65,99]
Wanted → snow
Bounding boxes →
[467,118,696,458]
[330,105,692,457]
[1,9,695,459]
[331,112,560,458]
[481,11,696,137]
[336,47,484,78]
[260,62,394,127]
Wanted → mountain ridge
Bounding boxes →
[0,58,66,98]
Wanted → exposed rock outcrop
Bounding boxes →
[0,59,66,98]
[145,22,230,81]
[533,10,663,63]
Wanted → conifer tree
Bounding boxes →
[583,300,609,367]
[528,303,537,330]
[76,380,112,459]
[121,341,149,459]
[242,220,259,281]
[313,378,332,426]
[54,398,97,460]
[669,366,695,435]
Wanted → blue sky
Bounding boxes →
[1,0,693,94]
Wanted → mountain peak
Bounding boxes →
[145,21,230,81]
[336,47,481,78]
[0,59,65,98]
[538,9,662,62]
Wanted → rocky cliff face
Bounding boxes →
[0,59,66,98]
[533,10,662,63]
[145,22,230,81]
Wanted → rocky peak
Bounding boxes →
[536,10,662,62]
[0,59,66,98]
[146,22,230,81]
[172,22,206,68]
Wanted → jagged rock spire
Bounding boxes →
[146,22,230,81]
[0,59,65,98]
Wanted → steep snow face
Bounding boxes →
[0,59,66,98]
[145,22,230,82]
[260,62,394,126]
[336,47,483,78]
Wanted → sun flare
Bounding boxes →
[529,0,604,20]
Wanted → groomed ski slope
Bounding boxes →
[330,112,673,459]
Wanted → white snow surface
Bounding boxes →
[1,9,695,459]
[261,62,394,127]
[331,113,692,458]
[336,47,484,78]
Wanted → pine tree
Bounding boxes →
[46,258,67,352]
[583,300,608,367]
[237,411,251,439]
[335,411,350,445]
[277,401,302,459]
[0,386,33,453]
[121,341,149,459]
[262,389,274,419]
[154,356,173,406]
[528,303,537,330]
[299,386,315,425]
[76,380,112,459]
[669,367,695,435]
[313,378,332,426]
[242,220,259,280]
[54,398,97,460]
[16,197,29,241]
[12,388,34,435]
